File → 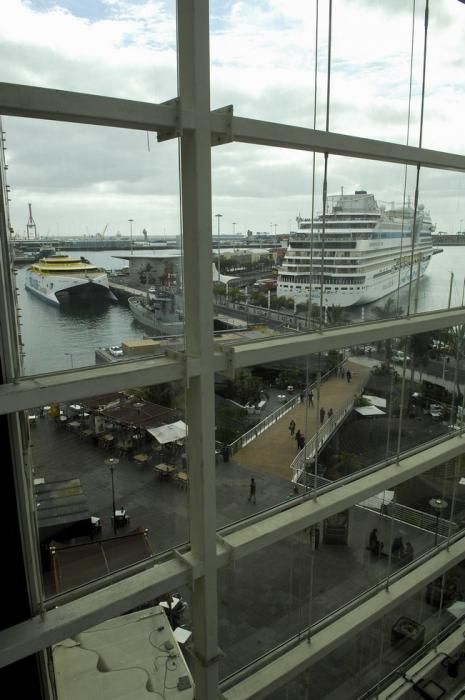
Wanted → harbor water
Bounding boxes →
[15,247,465,376]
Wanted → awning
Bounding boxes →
[146,420,187,444]
[355,405,386,416]
[363,394,387,408]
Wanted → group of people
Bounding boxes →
[337,365,352,382]
[289,420,305,449]
[368,528,414,563]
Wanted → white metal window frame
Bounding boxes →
[1,2,465,697]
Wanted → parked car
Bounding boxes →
[429,403,444,419]
[392,350,411,364]
[109,345,123,357]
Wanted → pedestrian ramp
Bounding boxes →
[233,361,371,480]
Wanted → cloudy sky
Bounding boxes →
[1,0,465,239]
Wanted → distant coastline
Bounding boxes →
[432,235,465,245]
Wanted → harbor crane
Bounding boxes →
[97,223,109,239]
[26,203,37,240]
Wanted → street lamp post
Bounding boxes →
[429,497,448,546]
[128,218,134,255]
[215,214,222,281]
[65,352,74,368]
[106,457,119,534]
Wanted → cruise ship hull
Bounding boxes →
[282,258,430,308]
[25,271,116,306]
[277,190,434,309]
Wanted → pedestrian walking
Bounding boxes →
[300,391,305,403]
[328,407,333,419]
[298,433,305,449]
[248,477,256,504]
[295,429,302,450]
[320,407,325,425]
[308,390,314,406]
[289,419,296,437]
[346,369,352,383]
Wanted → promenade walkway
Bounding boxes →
[234,360,371,480]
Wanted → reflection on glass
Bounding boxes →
[30,385,187,597]
[218,326,465,530]
[265,569,465,700]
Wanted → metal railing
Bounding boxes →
[298,472,455,537]
[228,393,302,455]
[228,365,341,456]
[290,397,355,483]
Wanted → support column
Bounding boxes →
[177,2,219,697]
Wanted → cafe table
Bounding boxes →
[134,453,149,465]
[175,471,189,488]
[153,463,176,478]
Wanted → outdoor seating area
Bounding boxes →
[38,392,189,477]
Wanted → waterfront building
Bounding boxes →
[2,3,465,699]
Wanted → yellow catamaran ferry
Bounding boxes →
[25,254,116,306]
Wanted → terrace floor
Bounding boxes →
[31,366,465,700]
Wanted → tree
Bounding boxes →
[372,298,404,363]
[410,332,432,384]
[447,325,465,419]
[139,262,153,285]
[228,287,246,303]
[326,305,349,326]
[213,282,226,301]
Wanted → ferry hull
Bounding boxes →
[25,272,116,306]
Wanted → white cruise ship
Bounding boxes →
[277,190,434,308]
[25,254,117,306]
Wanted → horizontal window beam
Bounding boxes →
[2,83,465,174]
[230,115,465,172]
[219,307,465,373]
[0,355,185,415]
[221,536,465,700]
[221,433,465,560]
[1,307,464,414]
[0,82,193,132]
[0,556,190,670]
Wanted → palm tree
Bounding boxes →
[326,305,349,326]
[447,325,465,419]
[372,298,404,364]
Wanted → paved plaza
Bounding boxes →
[28,362,462,697]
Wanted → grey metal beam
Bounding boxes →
[0,557,190,670]
[221,536,465,700]
[227,307,465,371]
[221,433,465,561]
[3,82,465,174]
[1,307,464,415]
[0,354,185,415]
[230,115,465,172]
[178,0,220,697]
[0,82,193,132]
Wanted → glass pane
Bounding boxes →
[2,119,182,376]
[263,570,465,699]
[1,0,177,101]
[218,450,464,678]
[27,384,188,597]
[211,147,462,340]
[216,322,465,533]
